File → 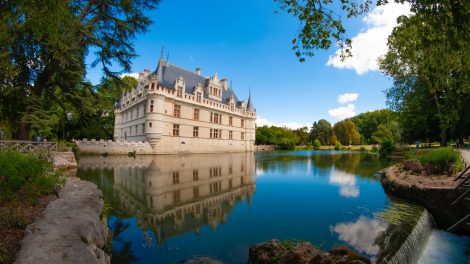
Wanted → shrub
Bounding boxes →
[379,139,394,158]
[334,142,342,151]
[313,139,321,149]
[419,147,459,174]
[402,160,424,174]
[371,145,378,153]
[0,150,61,202]
[359,146,366,152]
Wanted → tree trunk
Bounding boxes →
[433,93,447,146]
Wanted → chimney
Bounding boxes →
[196,67,201,75]
[143,69,150,77]
[221,79,228,90]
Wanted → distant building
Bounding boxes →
[113,58,256,154]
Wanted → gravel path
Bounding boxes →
[459,149,470,168]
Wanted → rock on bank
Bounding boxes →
[14,178,110,264]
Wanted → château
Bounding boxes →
[113,58,256,154]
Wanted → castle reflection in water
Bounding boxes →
[77,153,256,243]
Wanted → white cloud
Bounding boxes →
[121,72,140,79]
[329,171,360,198]
[328,104,356,120]
[256,117,307,130]
[327,3,411,75]
[331,216,388,255]
[338,93,359,104]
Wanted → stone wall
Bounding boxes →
[255,145,275,152]
[76,138,153,155]
[381,166,470,235]
[76,138,255,155]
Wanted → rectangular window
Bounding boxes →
[219,114,222,124]
[229,117,233,126]
[241,119,245,128]
[173,190,180,203]
[142,124,145,134]
[241,132,245,140]
[193,187,199,198]
[173,124,180,136]
[174,104,181,118]
[172,171,179,184]
[150,100,154,112]
[197,92,201,102]
[194,109,199,120]
[193,126,199,137]
[229,131,233,139]
[214,129,219,139]
[193,170,198,181]
[149,122,152,128]
[210,128,213,138]
[151,83,155,90]
[177,86,183,97]
[210,112,213,123]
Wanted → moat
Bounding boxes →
[77,151,470,263]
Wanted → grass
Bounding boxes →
[0,150,63,203]
[404,147,462,175]
[0,149,64,264]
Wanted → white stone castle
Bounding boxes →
[112,58,256,154]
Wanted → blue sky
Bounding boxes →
[86,0,410,128]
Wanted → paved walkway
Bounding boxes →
[460,150,470,167]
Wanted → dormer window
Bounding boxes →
[196,92,201,102]
[177,86,183,97]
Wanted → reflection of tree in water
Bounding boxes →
[373,199,427,263]
[256,153,311,174]
[112,242,137,264]
[257,152,394,180]
[76,167,134,219]
[110,219,138,264]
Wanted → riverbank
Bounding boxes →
[14,177,110,264]
[380,163,470,234]
[0,150,109,264]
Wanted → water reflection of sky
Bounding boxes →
[77,151,420,263]
[329,170,360,198]
[331,216,388,255]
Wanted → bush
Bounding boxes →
[419,147,459,174]
[313,139,321,149]
[379,139,394,158]
[0,150,61,202]
[371,145,378,153]
[359,146,366,152]
[402,160,424,174]
[334,142,342,151]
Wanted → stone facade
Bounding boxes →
[113,58,256,154]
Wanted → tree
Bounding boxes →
[295,127,310,146]
[371,124,393,144]
[0,0,160,139]
[310,119,333,145]
[379,0,470,146]
[348,109,397,143]
[333,120,361,145]
[274,0,372,61]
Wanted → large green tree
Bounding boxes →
[310,119,333,145]
[333,120,361,145]
[0,0,159,139]
[379,0,469,145]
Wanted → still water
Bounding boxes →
[77,151,470,263]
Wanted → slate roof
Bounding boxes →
[152,59,243,105]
